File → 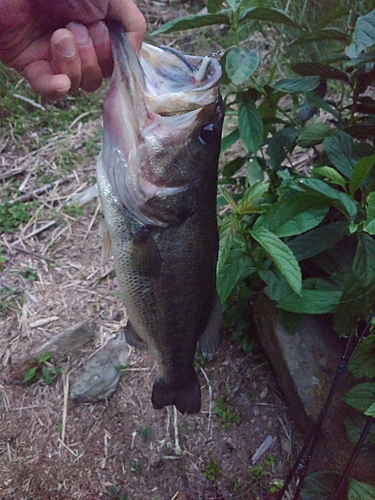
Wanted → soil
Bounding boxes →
[1,2,303,499]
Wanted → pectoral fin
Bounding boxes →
[99,219,113,264]
[198,292,223,357]
[129,226,162,276]
[124,322,149,351]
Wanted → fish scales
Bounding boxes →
[97,22,224,414]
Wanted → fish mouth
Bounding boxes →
[107,21,222,121]
[101,22,222,226]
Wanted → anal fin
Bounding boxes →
[198,291,223,357]
[124,322,149,351]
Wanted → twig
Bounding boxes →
[332,416,374,500]
[10,220,56,247]
[200,366,213,435]
[61,369,70,445]
[30,316,59,328]
[13,245,55,263]
[0,165,28,180]
[9,176,73,204]
[13,93,46,110]
[173,406,182,455]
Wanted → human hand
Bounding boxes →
[0,0,146,100]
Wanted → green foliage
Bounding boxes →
[301,470,341,499]
[0,247,7,271]
[203,455,223,485]
[23,352,62,385]
[0,201,34,234]
[213,395,240,428]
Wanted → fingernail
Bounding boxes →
[56,35,76,58]
[90,21,107,45]
[70,23,90,46]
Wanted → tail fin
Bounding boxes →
[151,376,201,415]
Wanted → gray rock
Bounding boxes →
[10,319,96,381]
[253,294,342,432]
[70,332,129,402]
[31,319,96,360]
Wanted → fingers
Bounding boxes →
[51,24,104,94]
[22,60,72,101]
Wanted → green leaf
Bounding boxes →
[291,28,349,46]
[239,7,300,29]
[259,268,292,303]
[301,471,341,500]
[298,178,357,220]
[217,217,241,274]
[352,233,375,286]
[349,153,375,196]
[334,234,375,336]
[287,221,348,261]
[151,13,230,35]
[250,227,302,295]
[278,289,342,314]
[217,255,249,305]
[346,10,375,59]
[348,479,375,500]
[272,76,320,93]
[292,62,350,83]
[349,332,375,379]
[323,130,359,178]
[227,0,242,12]
[266,127,298,169]
[246,158,264,186]
[225,47,259,85]
[220,129,240,153]
[313,166,347,188]
[306,92,341,120]
[221,157,246,179]
[254,194,329,238]
[207,0,224,13]
[237,182,269,214]
[38,351,52,364]
[238,97,263,153]
[297,123,332,147]
[42,366,55,385]
[364,192,375,235]
[364,402,375,418]
[343,382,375,412]
[23,366,38,384]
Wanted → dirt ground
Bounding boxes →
[1,2,304,499]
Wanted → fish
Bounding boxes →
[97,21,224,414]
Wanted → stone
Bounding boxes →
[253,294,342,432]
[70,332,129,402]
[9,319,96,381]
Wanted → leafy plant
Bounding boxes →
[203,455,223,485]
[23,351,62,385]
[0,201,33,234]
[213,395,240,428]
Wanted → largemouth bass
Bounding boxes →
[97,22,224,414]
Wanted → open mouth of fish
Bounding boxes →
[101,21,223,226]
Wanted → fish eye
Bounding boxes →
[198,124,217,145]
